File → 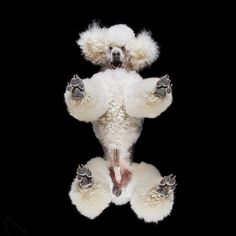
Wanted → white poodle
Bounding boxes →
[65,23,176,223]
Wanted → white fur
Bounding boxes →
[69,157,111,219]
[65,69,171,163]
[77,23,108,65]
[107,24,135,46]
[91,69,143,157]
[126,31,159,71]
[64,75,110,122]
[125,77,172,118]
[69,158,174,222]
[130,162,174,223]
[77,23,159,71]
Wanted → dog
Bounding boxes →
[65,23,176,223]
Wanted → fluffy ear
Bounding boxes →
[127,31,159,71]
[77,23,108,65]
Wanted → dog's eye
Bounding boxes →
[109,46,113,51]
[121,46,125,51]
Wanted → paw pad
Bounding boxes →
[157,174,177,198]
[66,74,85,99]
[76,164,94,189]
[155,74,172,98]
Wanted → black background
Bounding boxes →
[3,2,214,235]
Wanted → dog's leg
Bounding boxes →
[65,74,110,122]
[129,162,176,223]
[69,157,111,219]
[125,75,173,119]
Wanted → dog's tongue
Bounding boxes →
[112,60,122,68]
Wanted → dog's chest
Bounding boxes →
[99,96,128,126]
[92,78,141,145]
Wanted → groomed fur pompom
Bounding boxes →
[126,31,159,71]
[77,23,108,65]
[107,24,135,46]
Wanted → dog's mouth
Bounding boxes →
[111,60,123,69]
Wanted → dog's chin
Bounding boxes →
[111,60,123,69]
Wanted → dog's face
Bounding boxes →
[78,24,159,71]
[108,46,126,69]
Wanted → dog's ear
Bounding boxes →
[127,31,159,71]
[77,23,108,65]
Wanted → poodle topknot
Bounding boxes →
[77,23,159,71]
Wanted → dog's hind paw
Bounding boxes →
[77,164,94,189]
[156,174,176,198]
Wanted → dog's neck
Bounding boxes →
[101,64,133,72]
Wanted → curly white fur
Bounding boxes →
[77,23,159,71]
[66,23,175,223]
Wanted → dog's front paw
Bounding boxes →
[76,164,94,189]
[155,74,172,98]
[66,74,85,99]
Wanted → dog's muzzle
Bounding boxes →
[111,51,123,68]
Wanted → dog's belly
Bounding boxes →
[92,97,143,194]
[92,97,143,154]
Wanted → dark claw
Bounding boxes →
[77,175,83,182]
[169,175,176,185]
[86,168,92,178]
[159,178,166,186]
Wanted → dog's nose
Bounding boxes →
[112,51,120,57]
